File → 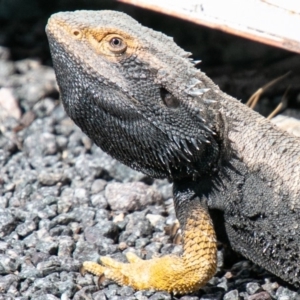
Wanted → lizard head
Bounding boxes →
[46,10,223,180]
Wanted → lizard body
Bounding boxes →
[46,10,300,293]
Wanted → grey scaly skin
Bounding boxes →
[46,10,300,291]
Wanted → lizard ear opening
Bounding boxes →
[160,88,180,109]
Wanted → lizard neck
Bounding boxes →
[215,91,300,212]
[206,92,300,285]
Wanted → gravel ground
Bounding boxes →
[0,45,300,300]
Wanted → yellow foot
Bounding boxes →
[81,203,217,294]
[82,252,207,294]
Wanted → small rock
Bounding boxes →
[93,290,107,300]
[75,154,103,179]
[0,209,16,237]
[0,88,21,120]
[217,276,228,291]
[84,223,118,243]
[91,179,107,194]
[76,273,94,287]
[276,286,300,300]
[224,289,240,300]
[248,291,271,300]
[261,280,278,297]
[104,284,118,299]
[119,286,135,296]
[16,220,37,237]
[146,214,165,228]
[31,295,60,300]
[23,132,58,158]
[36,259,61,277]
[33,98,56,118]
[90,193,108,209]
[38,170,69,186]
[57,236,74,257]
[0,274,19,293]
[149,292,171,300]
[73,238,100,262]
[135,238,150,249]
[105,182,162,212]
[31,252,50,266]
[246,282,261,295]
[113,213,124,223]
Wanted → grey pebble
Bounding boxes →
[77,273,94,287]
[38,170,70,186]
[93,290,107,300]
[104,284,118,298]
[35,236,58,255]
[49,225,73,237]
[91,179,107,194]
[144,242,162,259]
[0,209,16,237]
[246,282,261,295]
[73,285,98,299]
[84,221,119,243]
[23,132,58,158]
[75,154,103,179]
[0,254,20,274]
[276,287,300,300]
[91,193,108,209]
[149,292,171,300]
[119,286,135,297]
[73,238,100,262]
[31,295,60,300]
[248,291,271,300]
[19,263,41,280]
[0,274,19,293]
[135,237,150,249]
[57,236,74,257]
[224,289,240,300]
[36,259,61,277]
[0,197,8,209]
[31,251,51,266]
[216,276,228,291]
[105,182,162,212]
[16,220,37,237]
[33,98,56,118]
[72,207,95,227]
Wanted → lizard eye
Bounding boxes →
[108,37,127,54]
[160,88,180,108]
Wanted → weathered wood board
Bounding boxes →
[119,0,300,53]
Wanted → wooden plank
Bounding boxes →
[118,0,300,54]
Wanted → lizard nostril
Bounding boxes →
[160,88,180,109]
[72,29,82,38]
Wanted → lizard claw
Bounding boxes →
[82,261,105,277]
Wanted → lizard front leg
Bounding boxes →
[82,181,217,294]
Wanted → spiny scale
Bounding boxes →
[187,88,209,97]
